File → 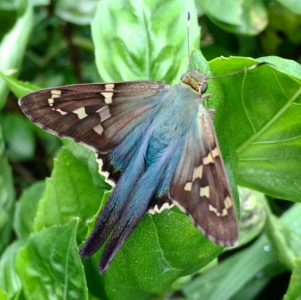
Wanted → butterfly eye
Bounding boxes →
[180,74,189,81]
[200,82,208,94]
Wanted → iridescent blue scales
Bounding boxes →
[19,69,238,273]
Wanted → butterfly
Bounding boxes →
[19,63,240,273]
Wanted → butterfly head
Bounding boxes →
[181,70,208,95]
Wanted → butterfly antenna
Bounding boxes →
[187,12,192,72]
[207,62,273,80]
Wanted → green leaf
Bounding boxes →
[238,187,266,246]
[0,124,14,255]
[56,0,98,25]
[0,0,33,109]
[283,258,301,300]
[200,0,268,35]
[100,209,222,298]
[14,181,45,239]
[257,56,301,80]
[0,113,35,161]
[0,1,18,41]
[182,234,281,299]
[276,0,301,15]
[182,202,301,299]
[0,239,25,299]
[0,71,41,99]
[91,0,199,82]
[208,56,301,202]
[0,288,9,300]
[34,143,106,241]
[16,220,88,300]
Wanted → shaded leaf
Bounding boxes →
[34,143,105,241]
[276,0,301,15]
[200,0,268,35]
[91,0,199,82]
[1,113,35,161]
[14,181,45,238]
[182,203,301,300]
[0,239,25,299]
[0,0,33,109]
[0,124,14,254]
[283,258,301,300]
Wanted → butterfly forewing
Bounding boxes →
[19,81,169,154]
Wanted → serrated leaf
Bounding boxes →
[16,220,88,300]
[34,143,106,241]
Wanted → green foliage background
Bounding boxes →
[0,0,301,299]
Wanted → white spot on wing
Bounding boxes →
[73,107,87,119]
[224,196,232,208]
[101,92,113,104]
[105,83,114,91]
[100,83,115,104]
[184,182,192,191]
[203,153,214,165]
[212,147,219,158]
[209,204,220,216]
[200,186,210,198]
[55,108,67,115]
[51,90,61,97]
[209,196,232,217]
[93,123,104,135]
[48,90,61,106]
[96,106,111,122]
[192,165,203,180]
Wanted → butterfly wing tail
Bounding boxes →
[97,202,147,273]
[97,168,167,273]
[98,141,182,273]
[79,188,127,258]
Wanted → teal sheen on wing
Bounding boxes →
[19,68,238,273]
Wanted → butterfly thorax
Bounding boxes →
[180,69,208,96]
[145,74,207,168]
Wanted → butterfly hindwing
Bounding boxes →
[170,104,238,246]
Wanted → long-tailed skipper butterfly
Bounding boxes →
[18,14,268,273]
